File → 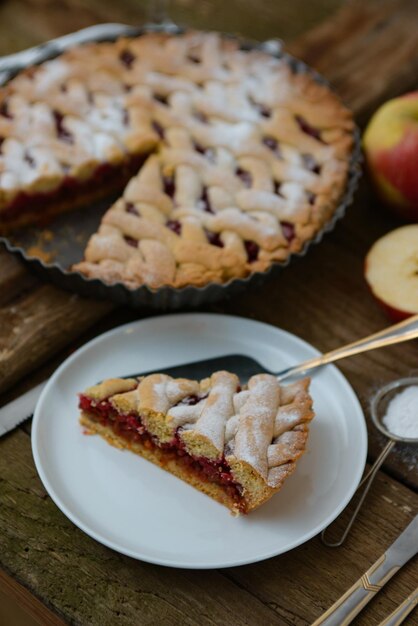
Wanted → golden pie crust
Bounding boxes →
[0,31,354,289]
[79,370,315,514]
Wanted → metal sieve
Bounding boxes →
[322,376,418,547]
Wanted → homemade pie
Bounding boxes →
[0,30,354,288]
[78,370,314,514]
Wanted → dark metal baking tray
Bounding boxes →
[0,23,362,310]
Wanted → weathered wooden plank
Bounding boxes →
[0,429,416,626]
[0,0,342,55]
[289,0,418,123]
[0,430,287,626]
[225,473,418,625]
[0,569,67,626]
[0,250,38,306]
[0,285,114,394]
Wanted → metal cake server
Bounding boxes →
[313,515,418,626]
[1,313,418,437]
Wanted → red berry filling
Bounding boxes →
[0,153,150,223]
[154,93,168,105]
[124,235,138,248]
[199,187,214,213]
[0,100,12,119]
[307,191,316,205]
[53,110,74,144]
[125,202,140,216]
[274,181,283,196]
[175,393,208,406]
[166,219,182,235]
[122,109,130,127]
[295,115,324,143]
[78,393,246,511]
[163,176,175,198]
[256,104,271,118]
[248,96,271,118]
[205,230,224,247]
[119,50,136,69]
[236,168,252,187]
[24,151,35,168]
[302,153,321,174]
[281,221,295,242]
[244,240,259,262]
[193,142,215,163]
[151,120,165,139]
[194,111,208,124]
[193,141,206,154]
[263,135,281,155]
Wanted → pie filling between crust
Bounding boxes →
[0,152,150,228]
[78,371,315,515]
[79,392,247,512]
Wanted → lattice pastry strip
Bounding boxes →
[73,124,327,288]
[79,370,314,513]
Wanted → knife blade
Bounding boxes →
[0,381,47,437]
[313,514,418,626]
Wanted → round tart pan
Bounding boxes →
[0,23,362,310]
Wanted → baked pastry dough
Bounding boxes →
[0,31,354,288]
[79,370,314,514]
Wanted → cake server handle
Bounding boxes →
[276,313,418,380]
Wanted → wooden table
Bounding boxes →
[1,1,417,624]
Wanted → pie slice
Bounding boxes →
[78,370,314,514]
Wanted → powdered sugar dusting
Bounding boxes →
[225,414,240,442]
[195,371,238,452]
[274,408,305,438]
[106,369,314,482]
[233,390,249,413]
[165,379,200,404]
[232,375,280,478]
[382,386,418,439]
[167,404,202,427]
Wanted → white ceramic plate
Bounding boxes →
[32,313,367,569]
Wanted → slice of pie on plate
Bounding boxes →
[78,370,314,514]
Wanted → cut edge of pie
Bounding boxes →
[0,152,153,233]
[78,371,315,514]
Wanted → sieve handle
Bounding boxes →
[321,440,395,548]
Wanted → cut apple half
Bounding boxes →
[365,225,418,321]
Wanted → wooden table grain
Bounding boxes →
[0,1,417,625]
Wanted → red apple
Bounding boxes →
[365,225,418,321]
[363,92,418,220]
